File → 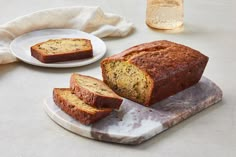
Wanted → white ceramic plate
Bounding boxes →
[10,29,107,68]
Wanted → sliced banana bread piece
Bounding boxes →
[101,40,208,106]
[31,38,93,63]
[70,73,123,109]
[53,88,112,125]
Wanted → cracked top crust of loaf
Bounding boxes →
[104,40,208,81]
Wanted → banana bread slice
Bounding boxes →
[53,88,112,125]
[101,40,209,106]
[31,38,93,63]
[70,73,123,109]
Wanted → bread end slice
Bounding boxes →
[53,88,112,125]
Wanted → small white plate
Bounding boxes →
[10,29,107,68]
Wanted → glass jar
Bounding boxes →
[146,0,184,29]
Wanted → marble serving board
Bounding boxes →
[44,77,222,145]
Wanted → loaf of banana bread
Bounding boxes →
[70,73,123,109]
[53,88,112,125]
[101,40,208,106]
[31,38,93,63]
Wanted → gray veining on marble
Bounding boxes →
[44,77,222,145]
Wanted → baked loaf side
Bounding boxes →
[31,38,93,63]
[101,40,209,106]
[53,88,112,125]
[70,73,123,109]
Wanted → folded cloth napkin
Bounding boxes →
[0,6,134,64]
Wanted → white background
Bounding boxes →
[0,0,235,157]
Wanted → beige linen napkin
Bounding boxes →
[0,6,134,64]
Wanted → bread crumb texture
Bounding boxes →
[39,38,91,55]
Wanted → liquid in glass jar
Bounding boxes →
[146,0,184,29]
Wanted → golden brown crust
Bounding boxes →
[31,38,93,63]
[53,88,112,125]
[101,40,209,106]
[70,73,123,109]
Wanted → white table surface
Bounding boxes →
[0,0,235,157]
